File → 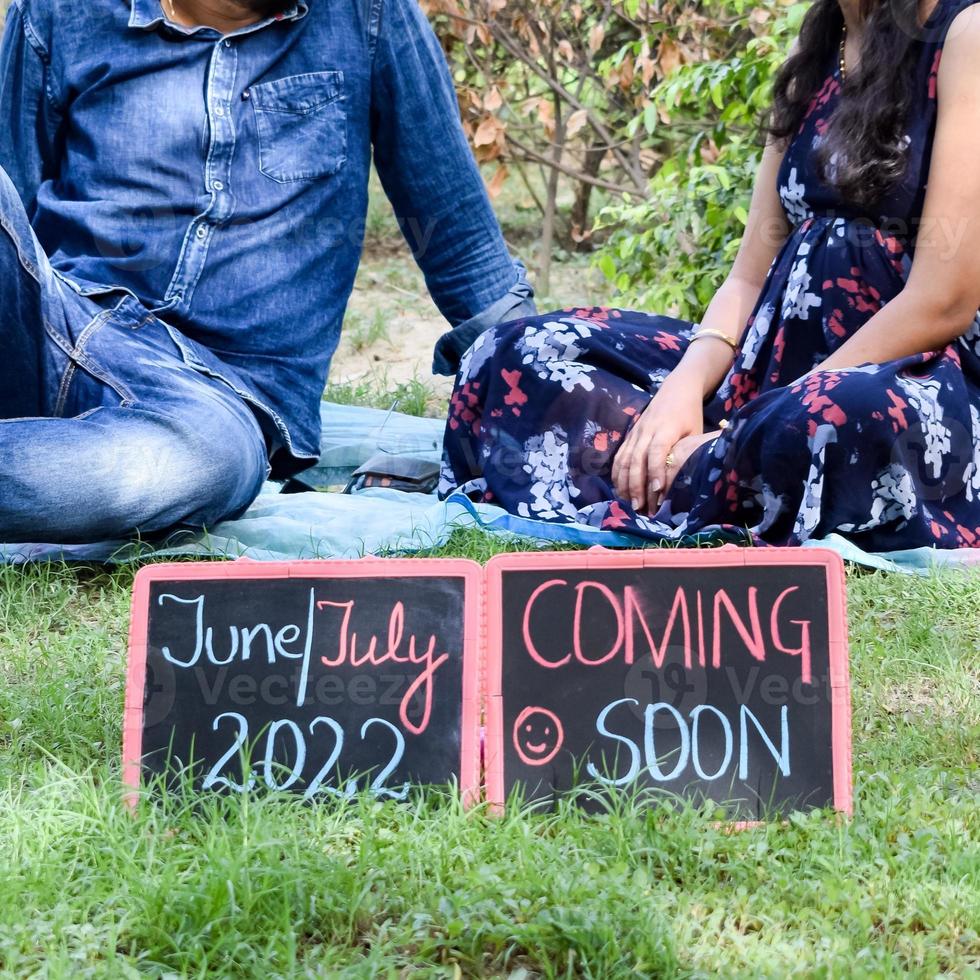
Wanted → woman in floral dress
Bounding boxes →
[440,0,980,551]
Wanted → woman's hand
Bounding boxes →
[612,376,705,513]
[662,430,721,501]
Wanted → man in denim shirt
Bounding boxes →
[0,0,535,543]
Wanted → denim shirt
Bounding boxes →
[0,0,535,476]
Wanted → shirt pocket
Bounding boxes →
[248,70,347,183]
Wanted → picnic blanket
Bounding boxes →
[4,403,980,575]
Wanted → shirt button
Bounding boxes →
[212,180,224,191]
[223,39,232,48]
[196,226,208,239]
[214,105,226,117]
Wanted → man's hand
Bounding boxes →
[611,377,705,514]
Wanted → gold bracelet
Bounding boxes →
[689,329,739,353]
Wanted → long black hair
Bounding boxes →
[769,0,928,207]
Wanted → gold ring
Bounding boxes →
[665,453,677,468]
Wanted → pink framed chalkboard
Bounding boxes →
[483,547,852,818]
[124,558,484,806]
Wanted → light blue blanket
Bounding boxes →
[4,403,980,575]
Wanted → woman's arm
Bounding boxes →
[817,9,980,373]
[674,141,792,397]
[613,140,790,512]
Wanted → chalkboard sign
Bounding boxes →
[484,550,851,818]
[124,560,482,803]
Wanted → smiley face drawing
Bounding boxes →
[513,707,564,767]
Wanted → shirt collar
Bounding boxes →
[127,0,309,32]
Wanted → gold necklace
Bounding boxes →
[839,25,848,81]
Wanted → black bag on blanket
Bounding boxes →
[342,453,441,496]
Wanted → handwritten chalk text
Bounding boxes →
[522,581,813,684]
[156,590,448,734]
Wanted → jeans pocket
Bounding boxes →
[56,348,134,417]
[249,70,347,183]
[57,300,150,416]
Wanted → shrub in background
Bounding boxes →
[594,2,805,320]
[423,0,804,295]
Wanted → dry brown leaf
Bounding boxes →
[589,23,605,54]
[486,164,509,200]
[700,139,720,164]
[659,37,683,77]
[474,115,505,147]
[484,87,504,113]
[566,108,589,137]
[619,53,635,89]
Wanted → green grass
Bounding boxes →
[324,374,444,418]
[0,550,978,977]
[342,308,392,354]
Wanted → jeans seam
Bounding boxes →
[72,406,104,422]
[72,307,114,351]
[72,356,136,408]
[70,303,138,408]
[54,362,76,418]
[42,319,75,359]
[0,212,42,286]
[0,211,89,409]
[368,0,383,61]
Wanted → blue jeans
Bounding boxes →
[0,167,269,544]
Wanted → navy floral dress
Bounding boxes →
[440,0,980,551]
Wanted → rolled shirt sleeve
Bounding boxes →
[431,258,536,375]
